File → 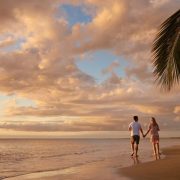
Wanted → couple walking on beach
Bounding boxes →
[129,116,160,157]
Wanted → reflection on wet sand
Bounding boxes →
[131,156,140,165]
[154,154,161,160]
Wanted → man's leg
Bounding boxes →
[134,135,140,157]
[135,143,138,157]
[131,142,134,156]
[130,136,135,156]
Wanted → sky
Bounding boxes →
[0,0,179,137]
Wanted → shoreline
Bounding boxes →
[120,145,180,180]
[2,141,180,180]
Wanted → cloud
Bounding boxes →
[102,61,120,74]
[0,0,179,132]
[125,63,153,81]
[0,36,17,49]
[174,106,180,114]
[103,72,122,86]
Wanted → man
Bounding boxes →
[128,116,144,157]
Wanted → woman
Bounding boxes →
[144,117,160,155]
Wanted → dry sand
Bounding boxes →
[120,145,180,180]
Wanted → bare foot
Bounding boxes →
[131,153,134,156]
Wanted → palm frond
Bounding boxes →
[152,9,180,91]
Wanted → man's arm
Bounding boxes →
[140,127,144,137]
[128,125,132,131]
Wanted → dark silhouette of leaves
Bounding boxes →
[152,9,180,91]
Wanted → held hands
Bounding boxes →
[142,131,148,138]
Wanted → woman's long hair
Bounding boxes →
[151,117,159,128]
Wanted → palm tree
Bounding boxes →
[152,9,180,91]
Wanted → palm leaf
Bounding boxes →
[152,9,180,91]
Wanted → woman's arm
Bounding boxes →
[144,127,151,137]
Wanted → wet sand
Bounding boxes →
[3,140,180,180]
[120,145,180,180]
[4,161,125,180]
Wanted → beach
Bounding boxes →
[120,145,180,180]
[0,138,179,180]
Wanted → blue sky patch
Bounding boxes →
[0,38,26,52]
[60,4,92,26]
[76,50,129,83]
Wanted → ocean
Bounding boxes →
[0,138,179,180]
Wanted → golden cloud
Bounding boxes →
[0,0,179,132]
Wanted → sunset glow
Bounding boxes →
[0,0,179,137]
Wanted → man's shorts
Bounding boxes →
[131,135,140,144]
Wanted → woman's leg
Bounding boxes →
[156,142,160,154]
[152,143,157,155]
